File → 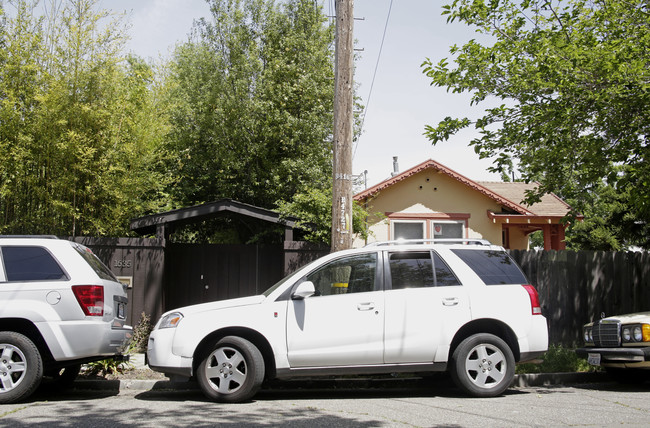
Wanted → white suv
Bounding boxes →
[147,240,548,402]
[0,236,132,403]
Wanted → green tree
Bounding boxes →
[276,185,372,245]
[423,0,650,249]
[0,0,50,233]
[162,0,335,242]
[0,0,169,236]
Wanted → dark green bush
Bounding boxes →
[129,312,153,354]
[516,344,597,374]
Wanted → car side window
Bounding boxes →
[1,246,68,281]
[389,251,460,289]
[432,251,461,286]
[389,251,434,289]
[451,249,527,285]
[305,253,377,296]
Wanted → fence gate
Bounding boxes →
[164,243,284,310]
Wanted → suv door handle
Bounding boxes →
[442,297,459,306]
[357,302,375,311]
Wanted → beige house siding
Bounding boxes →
[355,171,505,247]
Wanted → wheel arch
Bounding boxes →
[0,318,54,363]
[449,318,520,362]
[192,327,277,380]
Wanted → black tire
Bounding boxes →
[196,336,265,403]
[0,332,44,404]
[43,364,81,388]
[450,333,515,397]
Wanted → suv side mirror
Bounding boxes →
[292,281,316,300]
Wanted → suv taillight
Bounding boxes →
[72,285,104,316]
[522,284,542,315]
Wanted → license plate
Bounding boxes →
[117,302,126,319]
[587,353,601,366]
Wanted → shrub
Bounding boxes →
[129,312,153,354]
[84,358,132,377]
[516,344,597,374]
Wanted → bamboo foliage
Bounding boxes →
[0,0,169,236]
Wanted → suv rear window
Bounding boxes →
[1,246,68,281]
[451,249,527,285]
[72,244,117,281]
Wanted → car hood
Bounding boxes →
[171,295,267,317]
[602,311,650,323]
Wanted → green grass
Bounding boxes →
[516,344,598,374]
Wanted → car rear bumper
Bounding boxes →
[38,320,132,361]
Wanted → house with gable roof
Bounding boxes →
[353,159,575,250]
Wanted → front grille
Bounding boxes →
[593,320,620,347]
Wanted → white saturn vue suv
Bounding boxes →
[0,236,132,403]
[147,239,548,402]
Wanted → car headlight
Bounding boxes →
[637,324,650,342]
[584,327,593,344]
[159,312,183,329]
[622,327,632,342]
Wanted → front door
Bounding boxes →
[286,253,384,367]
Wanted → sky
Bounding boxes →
[102,0,502,189]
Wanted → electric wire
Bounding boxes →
[353,0,394,160]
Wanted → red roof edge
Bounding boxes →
[353,159,534,215]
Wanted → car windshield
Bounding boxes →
[262,255,327,296]
[262,274,294,297]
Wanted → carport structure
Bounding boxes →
[128,199,327,312]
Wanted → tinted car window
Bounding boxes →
[451,249,527,285]
[389,252,434,289]
[72,244,117,281]
[2,246,68,281]
[389,251,461,288]
[432,251,461,286]
[306,253,377,296]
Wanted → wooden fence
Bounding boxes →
[509,250,650,346]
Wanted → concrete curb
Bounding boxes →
[72,371,610,392]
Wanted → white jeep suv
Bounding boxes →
[147,240,548,402]
[0,236,132,403]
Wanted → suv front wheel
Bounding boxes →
[0,332,44,404]
[196,336,265,403]
[450,333,515,397]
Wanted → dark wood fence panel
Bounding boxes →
[509,250,650,346]
[164,243,284,310]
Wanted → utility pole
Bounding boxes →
[331,0,354,252]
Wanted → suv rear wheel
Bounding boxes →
[450,333,514,397]
[196,336,265,403]
[0,332,44,404]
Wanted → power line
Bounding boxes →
[353,0,394,159]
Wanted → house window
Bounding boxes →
[392,221,425,240]
[431,220,464,240]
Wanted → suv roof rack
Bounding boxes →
[365,238,492,247]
